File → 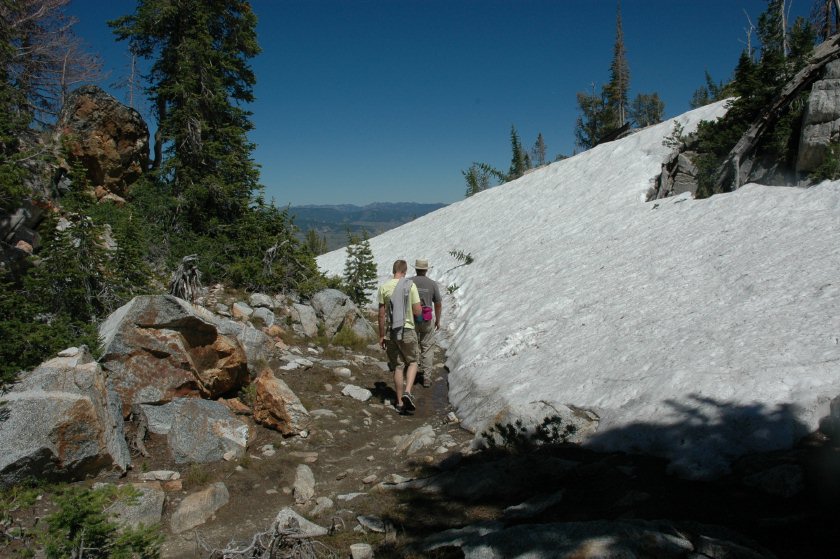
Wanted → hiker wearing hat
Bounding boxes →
[410,258,442,388]
[378,259,422,413]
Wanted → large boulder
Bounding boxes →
[140,398,251,463]
[0,348,129,487]
[252,369,310,435]
[290,303,319,338]
[798,60,840,176]
[212,318,274,371]
[99,295,249,416]
[54,85,149,197]
[311,289,375,341]
[170,482,229,534]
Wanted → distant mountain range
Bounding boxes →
[289,202,448,251]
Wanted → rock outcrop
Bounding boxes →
[311,288,376,341]
[253,368,310,435]
[54,85,149,198]
[798,59,840,176]
[99,295,250,416]
[0,348,129,487]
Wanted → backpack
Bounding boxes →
[387,278,411,341]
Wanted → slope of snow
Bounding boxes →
[317,102,840,478]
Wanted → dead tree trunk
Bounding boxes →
[714,34,840,193]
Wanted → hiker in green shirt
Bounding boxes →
[378,259,422,413]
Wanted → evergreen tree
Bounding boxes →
[110,0,261,232]
[575,86,612,149]
[629,92,664,127]
[305,228,328,256]
[342,230,376,307]
[690,70,726,108]
[531,133,547,167]
[507,125,528,180]
[604,0,630,129]
[462,162,504,197]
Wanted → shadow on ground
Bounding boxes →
[376,395,840,558]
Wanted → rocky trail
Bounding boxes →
[154,338,840,559]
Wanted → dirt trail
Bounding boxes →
[157,343,474,558]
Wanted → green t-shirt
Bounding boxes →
[378,278,420,330]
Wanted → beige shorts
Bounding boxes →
[386,328,419,371]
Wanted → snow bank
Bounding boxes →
[317,102,840,478]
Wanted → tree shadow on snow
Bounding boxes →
[376,394,840,559]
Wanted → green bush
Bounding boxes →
[809,141,840,182]
[41,485,162,559]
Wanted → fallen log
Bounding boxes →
[714,34,840,192]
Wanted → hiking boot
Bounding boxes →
[402,392,416,412]
[393,402,407,415]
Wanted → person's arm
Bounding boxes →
[434,301,442,330]
[378,304,386,349]
[410,285,422,318]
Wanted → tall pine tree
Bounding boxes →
[507,125,528,180]
[110,0,261,232]
[604,0,630,129]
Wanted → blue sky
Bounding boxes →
[67,0,812,206]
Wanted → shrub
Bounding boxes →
[41,485,162,559]
[481,415,577,453]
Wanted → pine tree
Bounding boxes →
[531,133,547,167]
[629,92,664,127]
[110,0,261,232]
[305,228,328,256]
[574,86,612,149]
[689,70,726,108]
[604,0,630,129]
[342,231,377,307]
[508,125,528,180]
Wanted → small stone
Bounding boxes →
[309,496,334,516]
[366,455,375,462]
[342,384,373,402]
[447,412,459,423]
[293,464,315,504]
[141,470,181,481]
[261,444,276,457]
[266,489,278,495]
[357,514,392,533]
[333,367,352,378]
[223,451,237,461]
[337,492,366,502]
[384,473,411,484]
[57,347,81,357]
[349,543,374,559]
[362,474,378,484]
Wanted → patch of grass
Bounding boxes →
[331,324,369,351]
[184,464,210,487]
[238,383,257,407]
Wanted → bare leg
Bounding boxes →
[393,366,405,405]
[404,362,418,396]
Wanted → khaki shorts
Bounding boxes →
[386,328,419,371]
